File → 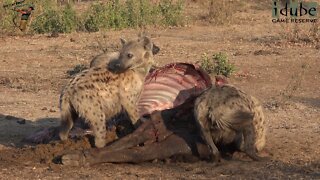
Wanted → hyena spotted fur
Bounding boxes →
[194,77,266,161]
[59,36,157,148]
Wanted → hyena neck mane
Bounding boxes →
[130,55,154,79]
[129,45,154,79]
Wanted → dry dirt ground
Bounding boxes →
[0,2,320,179]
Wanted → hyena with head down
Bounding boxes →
[194,76,267,161]
[59,36,157,148]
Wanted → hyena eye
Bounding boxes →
[127,53,133,59]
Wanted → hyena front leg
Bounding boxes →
[89,113,107,148]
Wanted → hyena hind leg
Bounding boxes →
[194,105,220,162]
[59,110,76,141]
[242,124,269,161]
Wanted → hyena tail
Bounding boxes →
[252,98,266,152]
[58,92,76,141]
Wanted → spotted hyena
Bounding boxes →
[194,76,266,161]
[90,43,160,68]
[59,36,157,148]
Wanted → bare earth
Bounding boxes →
[0,3,319,179]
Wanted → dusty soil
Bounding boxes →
[0,2,320,179]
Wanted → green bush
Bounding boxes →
[125,0,156,28]
[106,0,128,29]
[84,0,183,32]
[82,0,184,32]
[31,4,77,33]
[200,53,215,74]
[200,52,236,77]
[158,0,184,26]
[82,3,109,32]
[83,15,99,32]
[0,8,16,33]
[213,52,236,77]
[62,4,77,32]
[82,1,138,32]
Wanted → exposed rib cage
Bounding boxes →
[138,63,212,116]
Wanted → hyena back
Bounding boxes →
[59,36,156,148]
[90,52,119,68]
[194,84,266,161]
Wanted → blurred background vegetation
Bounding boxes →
[1,0,185,34]
[0,0,318,44]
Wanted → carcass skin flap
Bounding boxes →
[138,63,212,116]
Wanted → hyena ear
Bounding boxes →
[120,38,127,46]
[141,36,152,51]
[152,43,160,55]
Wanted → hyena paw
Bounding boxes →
[253,155,270,161]
[245,151,270,161]
[209,152,222,163]
[59,132,69,141]
[94,138,106,148]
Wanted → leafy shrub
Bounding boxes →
[82,0,184,32]
[31,4,77,33]
[125,0,157,28]
[82,3,109,32]
[200,53,215,74]
[200,52,236,77]
[213,52,236,77]
[83,15,99,32]
[62,4,77,32]
[158,0,184,26]
[3,0,185,34]
[0,7,16,33]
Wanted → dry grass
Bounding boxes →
[281,22,320,45]
[267,62,310,110]
[200,0,245,25]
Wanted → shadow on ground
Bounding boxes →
[0,113,59,147]
[291,96,320,109]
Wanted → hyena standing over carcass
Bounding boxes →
[59,36,157,148]
[194,76,267,161]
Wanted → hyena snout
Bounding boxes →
[108,60,123,73]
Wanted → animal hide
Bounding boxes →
[138,63,212,116]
